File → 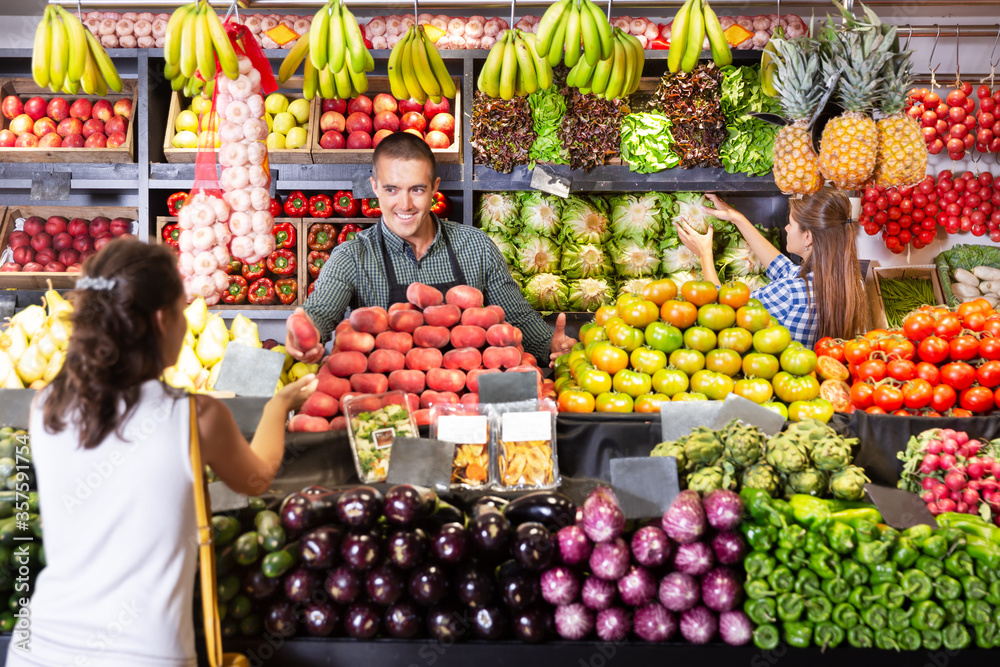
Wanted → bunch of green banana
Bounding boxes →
[477,29,553,99]
[667,0,732,74]
[32,5,123,95]
[534,0,614,69]
[307,0,370,76]
[163,0,239,90]
[387,25,457,104]
[280,30,375,101]
[565,27,643,99]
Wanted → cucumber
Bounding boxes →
[248,496,266,513]
[218,572,240,602]
[261,541,300,578]
[240,614,261,637]
[255,511,286,552]
[234,532,260,566]
[30,515,42,540]
[0,569,12,593]
[222,617,240,639]
[229,594,252,620]
[0,611,13,632]
[212,516,240,547]
[0,500,12,520]
[0,546,11,568]
[218,599,228,621]
[216,545,235,577]
[239,496,267,528]
[27,492,39,514]
[0,518,16,548]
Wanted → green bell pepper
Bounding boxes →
[744,578,775,599]
[814,621,844,650]
[832,602,860,629]
[809,549,840,580]
[944,550,975,578]
[934,575,962,601]
[888,606,913,631]
[825,521,857,555]
[974,622,998,649]
[848,585,869,609]
[891,537,919,569]
[961,574,987,600]
[868,583,905,609]
[847,625,874,648]
[911,600,945,631]
[788,548,809,570]
[745,550,776,579]
[743,523,777,551]
[794,569,823,597]
[804,531,827,554]
[986,580,1000,605]
[779,524,808,550]
[854,540,889,566]
[942,622,971,650]
[805,595,833,623]
[774,547,793,566]
[921,629,943,650]
[914,555,944,579]
[841,558,869,587]
[852,519,879,543]
[829,507,883,527]
[767,566,794,594]
[874,628,899,651]
[942,599,965,624]
[742,488,784,524]
[771,499,794,526]
[897,627,921,651]
[919,534,948,559]
[966,599,991,626]
[899,569,932,602]
[790,495,834,525]
[744,598,777,626]
[861,604,888,630]
[965,534,1000,569]
[784,621,813,649]
[903,524,933,542]
[776,593,805,622]
[821,577,850,604]
[936,512,999,545]
[867,561,898,585]
[976,558,999,583]
[940,527,967,551]
[877,524,900,548]
[753,624,780,650]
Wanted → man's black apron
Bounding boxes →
[377,220,467,305]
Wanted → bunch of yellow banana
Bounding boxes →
[534,0,613,68]
[32,5,123,95]
[668,0,732,73]
[478,29,553,99]
[387,25,457,104]
[566,28,644,99]
[163,0,239,91]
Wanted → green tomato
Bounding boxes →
[644,322,683,355]
[788,398,834,423]
[630,346,668,375]
[635,393,670,413]
[580,323,609,346]
[607,323,644,352]
[717,327,753,354]
[742,352,780,380]
[683,326,718,354]
[705,348,742,377]
[752,325,792,355]
[760,401,789,420]
[596,391,634,412]
[690,369,735,401]
[697,303,737,332]
[669,348,705,376]
[772,371,820,403]
[780,346,818,376]
[734,377,774,404]
[736,304,772,332]
[612,369,653,398]
[673,392,709,401]
[579,367,613,395]
[652,368,689,396]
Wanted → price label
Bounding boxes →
[501,411,552,443]
[436,415,489,445]
[530,164,571,199]
[31,171,70,201]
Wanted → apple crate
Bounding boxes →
[155,216,307,308]
[0,205,139,289]
[0,78,137,163]
[311,76,462,165]
[163,77,316,164]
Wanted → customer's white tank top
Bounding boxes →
[6,380,198,667]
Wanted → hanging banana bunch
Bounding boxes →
[32,5,123,95]
[477,29,553,100]
[566,28,643,99]
[533,0,614,69]
[163,0,240,96]
[668,0,732,74]
[387,25,457,104]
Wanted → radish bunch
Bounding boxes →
[898,427,1000,524]
[859,177,939,253]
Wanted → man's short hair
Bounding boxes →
[372,132,437,183]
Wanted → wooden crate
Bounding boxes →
[0,205,139,289]
[311,76,462,165]
[871,264,946,330]
[0,78,137,163]
[162,77,316,164]
[156,216,307,308]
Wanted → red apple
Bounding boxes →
[93,233,113,251]
[23,217,45,236]
[62,134,85,148]
[70,98,92,120]
[322,98,347,114]
[89,217,111,237]
[81,119,104,139]
[425,130,451,148]
[110,217,132,236]
[113,98,132,120]
[52,232,74,252]
[106,131,127,148]
[372,129,394,148]
[15,134,39,148]
[398,99,424,114]
[373,111,400,132]
[400,112,427,133]
[34,249,56,266]
[0,263,21,273]
[33,117,57,138]
[1,95,22,120]
[58,249,80,266]
[21,262,44,272]
[23,96,47,121]
[7,231,29,248]
[46,216,68,236]
[345,112,373,134]
[429,112,455,138]
[44,261,67,273]
[403,128,424,139]
[319,130,345,149]
[84,133,107,148]
[424,98,450,120]
[57,117,84,137]
[346,131,372,149]
[104,116,126,136]
[373,93,398,115]
[319,111,346,133]
[38,133,62,148]
[0,130,16,147]
[67,218,90,237]
[347,95,373,116]
[73,235,94,253]
[47,97,69,122]
[9,114,34,135]
[30,232,53,251]
[92,99,113,122]
[12,246,34,265]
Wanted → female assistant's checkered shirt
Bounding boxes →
[752,255,818,349]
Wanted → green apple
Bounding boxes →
[287,98,310,125]
[264,92,289,115]
[266,132,286,149]
[272,112,296,135]
[285,126,307,149]
[172,130,198,148]
[175,109,199,133]
[190,96,213,116]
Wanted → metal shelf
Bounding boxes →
[42,0,1000,7]
[473,165,781,193]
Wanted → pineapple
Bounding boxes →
[817,24,894,190]
[874,51,927,187]
[770,37,825,195]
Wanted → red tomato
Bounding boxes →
[935,314,963,339]
[957,300,987,319]
[930,384,958,412]
[952,408,974,418]
[815,337,846,363]
[941,362,977,391]
[850,382,875,409]
[918,336,950,364]
[887,359,916,382]
[948,335,980,361]
[915,362,941,385]
[883,338,916,361]
[960,386,994,413]
[982,317,1000,339]
[903,312,936,341]
[865,406,888,414]
[873,384,905,411]
[980,337,1000,361]
[903,379,933,409]
[866,328,891,341]
[976,360,1000,388]
[892,409,912,416]
[964,311,987,332]
[844,338,874,365]
[857,359,888,382]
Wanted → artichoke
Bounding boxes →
[787,468,830,497]
[764,436,810,474]
[830,465,870,501]
[721,419,765,468]
[682,426,724,467]
[811,436,853,472]
[651,440,688,473]
[686,466,736,495]
[741,463,781,497]
[784,419,835,454]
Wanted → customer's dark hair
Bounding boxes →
[372,132,437,183]
[43,238,185,450]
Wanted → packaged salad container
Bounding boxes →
[342,391,419,483]
[429,402,493,489]
[493,398,559,491]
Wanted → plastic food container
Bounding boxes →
[342,391,419,483]
[493,398,559,491]
[429,402,492,489]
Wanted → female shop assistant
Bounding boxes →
[675,186,868,348]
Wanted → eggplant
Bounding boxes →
[336,486,384,528]
[365,564,406,606]
[243,568,279,600]
[279,493,312,533]
[499,561,539,611]
[430,522,469,564]
[303,601,340,637]
[384,485,439,526]
[385,600,425,638]
[455,563,495,608]
[427,604,467,643]
[417,499,466,532]
[325,565,362,604]
[469,507,512,557]
[408,563,449,606]
[263,600,298,637]
[471,495,510,519]
[282,567,318,604]
[387,528,428,570]
[344,601,382,639]
[299,525,343,570]
[503,492,576,531]
[340,529,382,571]
[513,522,554,572]
[471,604,509,640]
[302,485,334,495]
[511,604,552,643]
